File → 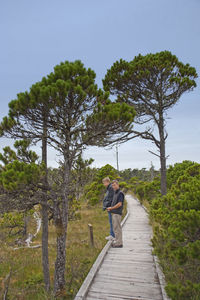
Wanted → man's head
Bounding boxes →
[112,180,120,191]
[102,177,110,187]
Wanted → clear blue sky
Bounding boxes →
[0,0,199,170]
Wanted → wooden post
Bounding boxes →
[88,224,94,247]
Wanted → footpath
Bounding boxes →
[75,194,166,300]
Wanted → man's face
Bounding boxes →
[112,182,119,190]
[103,181,109,187]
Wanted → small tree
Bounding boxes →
[0,82,52,290]
[0,143,44,214]
[103,51,197,195]
[45,60,135,295]
[71,155,95,200]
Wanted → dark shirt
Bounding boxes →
[103,183,114,210]
[111,189,124,215]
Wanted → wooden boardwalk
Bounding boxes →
[75,194,164,300]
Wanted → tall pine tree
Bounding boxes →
[103,51,197,195]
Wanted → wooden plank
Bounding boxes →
[104,254,154,263]
[90,279,162,300]
[112,244,152,251]
[100,263,157,275]
[99,259,157,268]
[97,270,160,284]
[154,255,171,300]
[87,291,158,300]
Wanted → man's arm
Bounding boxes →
[107,202,122,211]
[107,192,124,211]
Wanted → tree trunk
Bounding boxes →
[23,215,29,237]
[41,119,50,291]
[158,115,167,195]
[53,229,67,295]
[54,156,70,295]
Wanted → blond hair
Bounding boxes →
[102,177,110,183]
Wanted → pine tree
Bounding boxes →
[103,51,197,195]
[44,60,135,295]
[0,60,136,295]
[0,140,43,212]
[0,81,52,290]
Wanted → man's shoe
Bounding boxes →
[111,244,123,248]
[105,235,115,241]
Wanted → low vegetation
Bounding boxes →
[0,201,118,299]
[0,163,127,299]
[134,160,200,300]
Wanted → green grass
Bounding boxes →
[0,201,127,300]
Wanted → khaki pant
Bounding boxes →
[112,214,122,245]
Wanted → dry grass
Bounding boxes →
[0,201,127,299]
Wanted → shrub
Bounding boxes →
[150,162,200,300]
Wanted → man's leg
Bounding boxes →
[108,211,115,238]
[112,214,122,246]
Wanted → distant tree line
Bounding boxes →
[119,164,159,182]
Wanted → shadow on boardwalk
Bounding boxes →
[75,194,164,300]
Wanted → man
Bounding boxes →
[102,177,115,241]
[107,180,124,248]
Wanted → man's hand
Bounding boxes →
[107,207,112,211]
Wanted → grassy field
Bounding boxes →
[0,201,127,299]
